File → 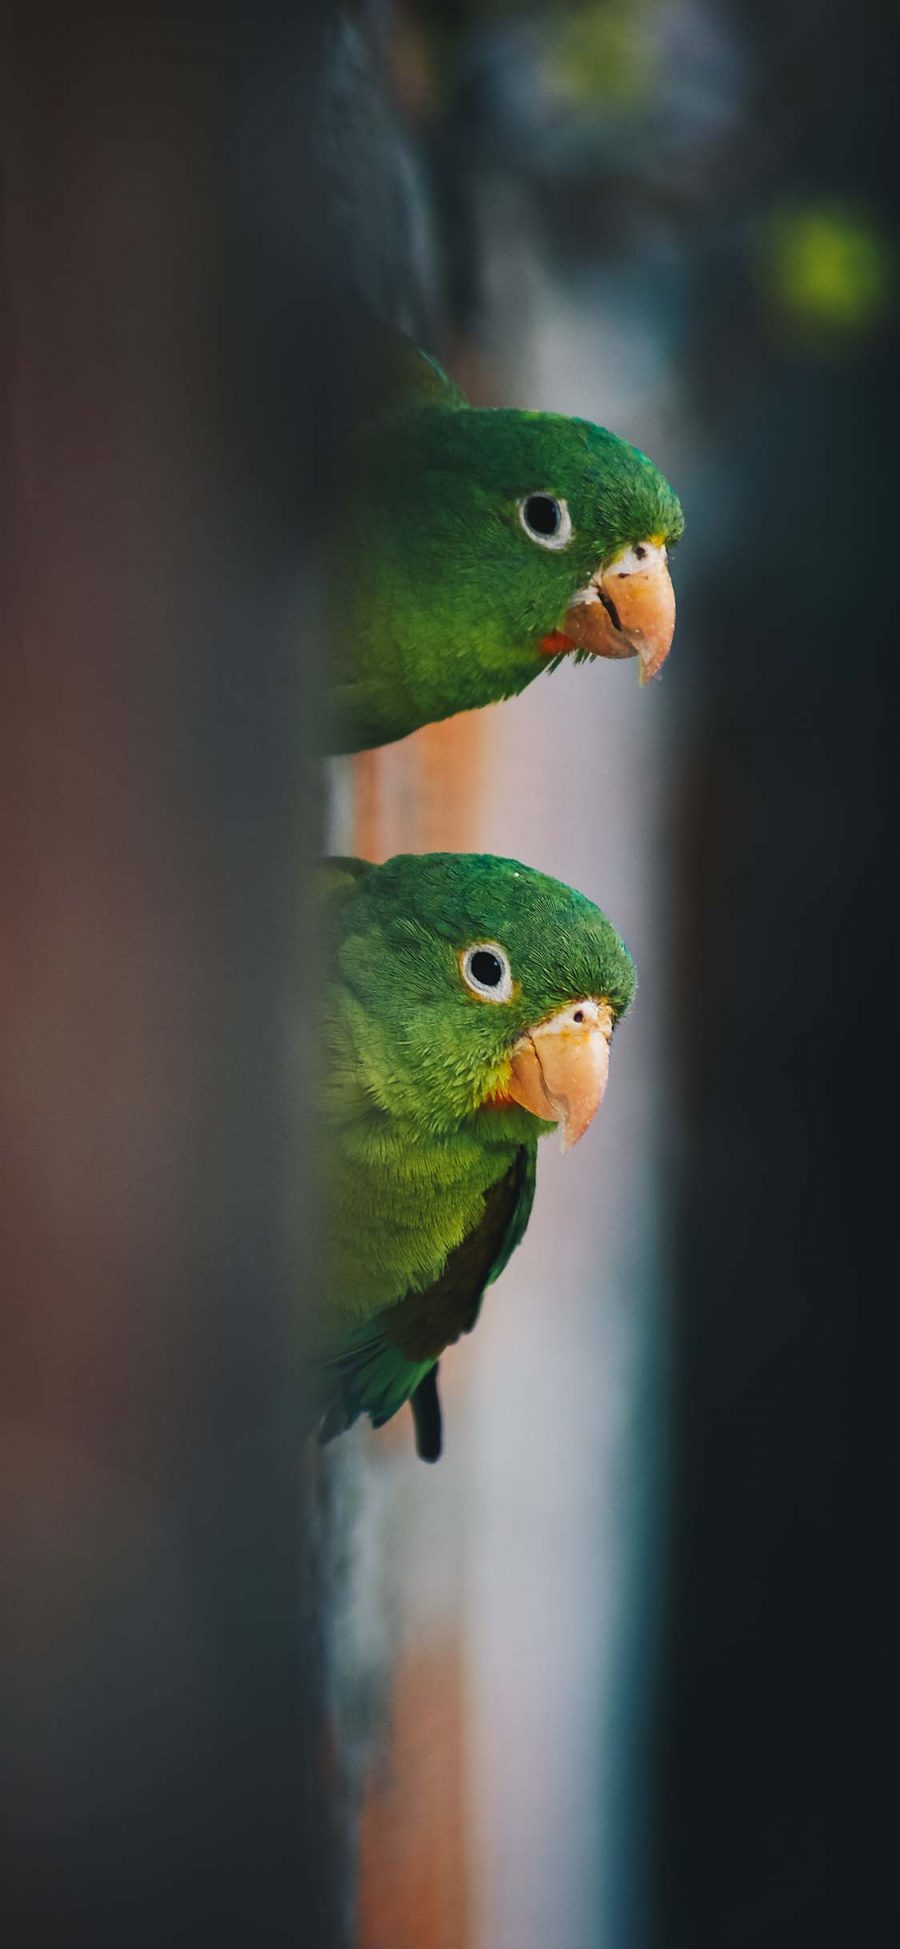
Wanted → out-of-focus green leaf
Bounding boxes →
[761,202,893,347]
[546,0,659,108]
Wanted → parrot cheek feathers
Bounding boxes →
[538,628,579,656]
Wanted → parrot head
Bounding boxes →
[329,853,636,1148]
[340,394,684,748]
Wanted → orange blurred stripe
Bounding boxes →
[357,1636,471,1949]
[350,707,482,1948]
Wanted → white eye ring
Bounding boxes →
[461,942,514,1002]
[518,494,574,550]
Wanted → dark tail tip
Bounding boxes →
[410,1366,443,1463]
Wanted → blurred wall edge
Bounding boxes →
[657,6,900,1942]
[1,6,344,1943]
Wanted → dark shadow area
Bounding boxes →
[659,3,900,1941]
[1,5,351,1941]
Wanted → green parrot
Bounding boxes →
[327,345,684,752]
[316,851,636,1460]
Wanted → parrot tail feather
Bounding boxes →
[410,1366,443,1463]
[317,1332,436,1456]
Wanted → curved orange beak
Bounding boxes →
[505,999,614,1151]
[558,538,675,685]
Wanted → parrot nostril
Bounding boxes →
[634,543,647,561]
[573,1009,584,1024]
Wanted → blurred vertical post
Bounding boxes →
[1,4,345,1940]
[657,5,900,1940]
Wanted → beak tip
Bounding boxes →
[638,641,671,687]
[558,1112,590,1152]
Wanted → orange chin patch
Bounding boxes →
[538,630,575,656]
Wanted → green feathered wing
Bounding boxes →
[319,1144,536,1461]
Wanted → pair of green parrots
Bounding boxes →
[319,343,682,1460]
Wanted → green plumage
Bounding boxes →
[316,852,636,1459]
[327,345,683,751]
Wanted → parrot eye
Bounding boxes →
[518,495,573,550]
[461,943,514,1002]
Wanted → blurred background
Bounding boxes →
[2,2,898,1945]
